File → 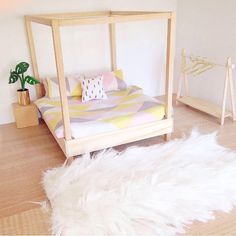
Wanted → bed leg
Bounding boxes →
[63,156,74,166]
[164,133,171,141]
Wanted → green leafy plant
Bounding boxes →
[9,62,39,90]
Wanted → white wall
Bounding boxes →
[175,0,236,109]
[0,0,177,124]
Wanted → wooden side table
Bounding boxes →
[12,103,39,128]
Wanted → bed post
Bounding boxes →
[51,20,72,140]
[227,58,236,122]
[164,12,176,141]
[25,17,41,99]
[109,13,117,71]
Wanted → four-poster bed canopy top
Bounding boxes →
[24,11,176,159]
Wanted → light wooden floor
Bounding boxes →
[0,103,236,235]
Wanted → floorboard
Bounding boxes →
[0,103,236,235]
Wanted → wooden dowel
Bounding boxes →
[25,15,52,26]
[177,49,188,100]
[184,55,235,68]
[221,60,230,125]
[57,12,172,26]
[109,23,117,71]
[165,12,176,119]
[228,58,236,121]
[51,20,72,140]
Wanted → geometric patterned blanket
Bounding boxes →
[35,86,165,139]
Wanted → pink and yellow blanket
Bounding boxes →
[35,86,165,139]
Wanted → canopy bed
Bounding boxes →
[24,11,176,159]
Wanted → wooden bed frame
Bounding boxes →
[24,11,176,159]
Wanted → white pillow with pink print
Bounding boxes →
[81,75,107,102]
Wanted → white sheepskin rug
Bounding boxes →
[43,131,236,236]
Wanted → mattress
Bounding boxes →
[35,86,165,139]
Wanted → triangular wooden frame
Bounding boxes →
[177,49,236,125]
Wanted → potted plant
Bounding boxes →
[9,62,39,105]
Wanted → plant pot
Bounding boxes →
[17,89,31,106]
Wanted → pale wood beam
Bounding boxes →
[109,23,117,71]
[24,17,41,98]
[51,20,72,140]
[164,12,176,141]
[25,15,52,26]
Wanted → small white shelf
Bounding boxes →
[177,96,232,119]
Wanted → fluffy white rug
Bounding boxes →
[43,131,236,236]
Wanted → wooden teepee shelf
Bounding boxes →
[177,49,236,125]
